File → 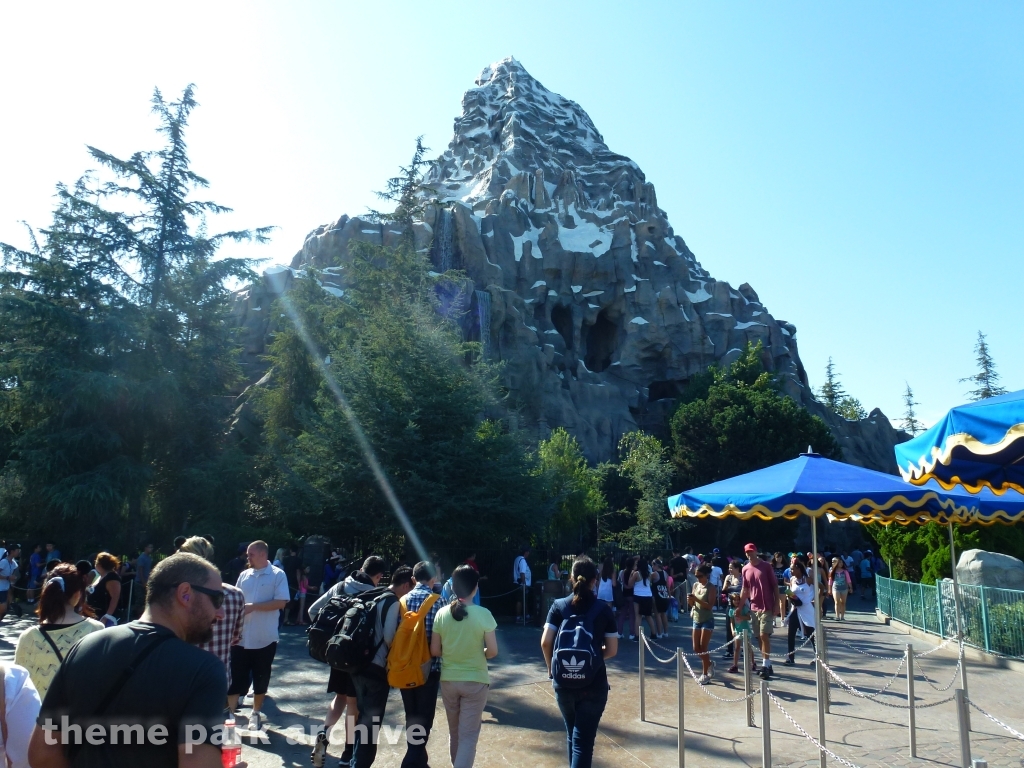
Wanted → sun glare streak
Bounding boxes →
[278,292,430,566]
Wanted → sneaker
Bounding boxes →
[247,711,262,733]
[758,666,771,679]
[616,632,623,639]
[338,743,354,767]
[630,635,638,642]
[311,728,328,767]
[709,660,716,680]
[727,665,738,674]
[698,673,709,685]
[783,657,795,666]
[809,659,817,668]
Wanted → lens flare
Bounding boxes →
[279,293,430,565]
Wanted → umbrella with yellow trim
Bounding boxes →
[896,388,1024,495]
[666,451,1024,739]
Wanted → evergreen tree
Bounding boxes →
[367,137,436,245]
[816,357,846,412]
[251,241,547,550]
[837,396,867,421]
[960,331,1007,401]
[816,358,867,420]
[0,86,270,551]
[900,383,924,435]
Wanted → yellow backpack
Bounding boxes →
[387,593,440,689]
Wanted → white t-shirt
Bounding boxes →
[0,664,41,768]
[513,555,532,587]
[0,555,17,589]
[790,579,816,630]
[236,563,290,649]
[710,565,723,589]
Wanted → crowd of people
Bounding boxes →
[0,536,888,768]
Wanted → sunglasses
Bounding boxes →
[177,583,225,608]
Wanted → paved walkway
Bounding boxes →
[1,594,1022,766]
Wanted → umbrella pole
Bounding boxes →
[812,515,826,768]
[947,520,970,730]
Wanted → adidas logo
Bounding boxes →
[562,656,587,673]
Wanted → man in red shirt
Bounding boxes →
[739,543,780,679]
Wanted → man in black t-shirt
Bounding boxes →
[29,553,239,768]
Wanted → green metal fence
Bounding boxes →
[877,575,1024,658]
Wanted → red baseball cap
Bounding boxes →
[743,543,758,553]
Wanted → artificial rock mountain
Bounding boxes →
[232,58,904,471]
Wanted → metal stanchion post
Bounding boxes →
[821,625,831,712]
[677,647,685,768]
[907,643,917,758]
[955,688,971,768]
[812,516,826,768]
[743,629,754,727]
[948,521,970,731]
[760,679,771,768]
[639,628,646,722]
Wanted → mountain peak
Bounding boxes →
[426,58,621,207]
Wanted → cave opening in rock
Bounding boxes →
[550,304,574,351]
[583,310,619,373]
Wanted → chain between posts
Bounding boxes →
[816,655,915,709]
[765,689,863,768]
[966,699,1024,741]
[826,632,908,661]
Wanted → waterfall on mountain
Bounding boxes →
[475,289,492,359]
[432,208,454,273]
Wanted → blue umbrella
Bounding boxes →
[667,453,997,525]
[896,389,1024,495]
[666,451,1024,737]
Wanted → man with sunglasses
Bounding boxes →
[179,536,246,694]
[29,552,243,767]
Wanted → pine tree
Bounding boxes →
[0,85,271,550]
[900,383,924,435]
[837,396,867,421]
[817,357,846,412]
[368,137,436,245]
[960,331,1007,401]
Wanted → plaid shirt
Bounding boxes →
[403,583,442,673]
[199,582,245,686]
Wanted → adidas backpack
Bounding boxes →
[551,598,606,689]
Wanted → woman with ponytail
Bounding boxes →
[15,563,102,698]
[541,556,618,768]
[430,565,498,767]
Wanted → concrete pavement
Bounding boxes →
[1,594,1022,766]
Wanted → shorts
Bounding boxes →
[733,621,752,636]
[228,642,278,696]
[327,667,356,697]
[654,596,669,614]
[635,596,653,616]
[0,590,8,605]
[750,610,774,636]
[693,619,715,631]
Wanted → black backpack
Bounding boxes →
[308,586,395,674]
[551,598,605,689]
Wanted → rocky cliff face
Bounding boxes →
[233,57,905,471]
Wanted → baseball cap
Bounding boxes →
[712,548,721,554]
[743,543,757,553]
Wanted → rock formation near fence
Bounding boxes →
[231,57,906,471]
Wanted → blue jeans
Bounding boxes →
[554,684,608,768]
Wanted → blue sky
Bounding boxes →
[1,2,1020,426]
